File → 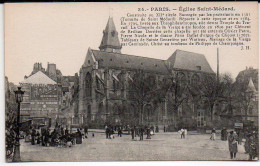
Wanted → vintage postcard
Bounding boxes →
[4,2,259,162]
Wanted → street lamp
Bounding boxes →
[13,87,24,162]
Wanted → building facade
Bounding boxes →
[78,17,215,128]
[20,63,79,128]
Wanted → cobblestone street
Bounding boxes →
[17,131,249,162]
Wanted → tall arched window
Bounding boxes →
[178,72,186,86]
[191,74,200,85]
[85,72,92,97]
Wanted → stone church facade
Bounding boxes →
[78,17,215,128]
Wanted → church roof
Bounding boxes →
[168,49,214,73]
[247,77,257,93]
[91,50,170,74]
[21,71,57,85]
[99,17,121,50]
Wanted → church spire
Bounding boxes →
[99,17,122,53]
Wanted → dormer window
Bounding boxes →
[111,31,115,37]
[196,66,201,71]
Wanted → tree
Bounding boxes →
[128,70,162,125]
[163,72,191,120]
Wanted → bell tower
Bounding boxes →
[99,17,122,53]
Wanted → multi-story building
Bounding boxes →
[20,63,79,128]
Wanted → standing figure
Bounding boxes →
[221,127,226,141]
[228,131,238,159]
[84,125,88,138]
[139,126,144,141]
[76,128,82,144]
[131,127,135,140]
[156,125,159,133]
[249,132,257,160]
[110,127,114,139]
[105,125,109,139]
[36,131,41,144]
[184,129,187,138]
[164,126,166,132]
[210,128,216,141]
[118,126,122,137]
[31,129,36,145]
[179,128,185,139]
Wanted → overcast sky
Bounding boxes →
[5,2,258,84]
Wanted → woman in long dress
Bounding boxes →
[228,131,238,159]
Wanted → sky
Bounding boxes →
[4,2,258,84]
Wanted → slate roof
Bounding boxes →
[21,71,57,85]
[99,17,121,50]
[168,49,214,73]
[91,50,170,74]
[90,49,214,74]
[247,77,257,93]
[63,76,75,83]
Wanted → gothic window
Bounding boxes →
[96,77,100,90]
[197,111,205,127]
[98,103,103,113]
[191,74,200,85]
[85,72,92,97]
[178,72,186,86]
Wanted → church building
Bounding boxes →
[78,17,215,128]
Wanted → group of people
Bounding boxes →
[130,125,158,140]
[178,128,188,139]
[26,125,89,147]
[211,127,259,160]
[104,124,159,141]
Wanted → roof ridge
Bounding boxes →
[176,49,204,56]
[91,49,167,61]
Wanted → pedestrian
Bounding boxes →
[223,128,228,141]
[110,127,114,139]
[139,126,144,141]
[36,131,40,144]
[164,126,166,132]
[228,131,238,159]
[156,125,159,133]
[221,127,225,141]
[44,129,50,147]
[244,131,250,153]
[210,128,216,141]
[105,125,109,139]
[118,126,122,137]
[146,127,151,139]
[84,125,88,138]
[31,128,36,145]
[238,130,244,145]
[180,128,185,139]
[76,128,82,144]
[65,128,69,135]
[184,129,187,138]
[61,127,64,136]
[131,127,135,140]
[248,132,258,160]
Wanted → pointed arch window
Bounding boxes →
[85,72,92,97]
[191,74,200,85]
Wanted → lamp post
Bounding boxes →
[13,87,24,162]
